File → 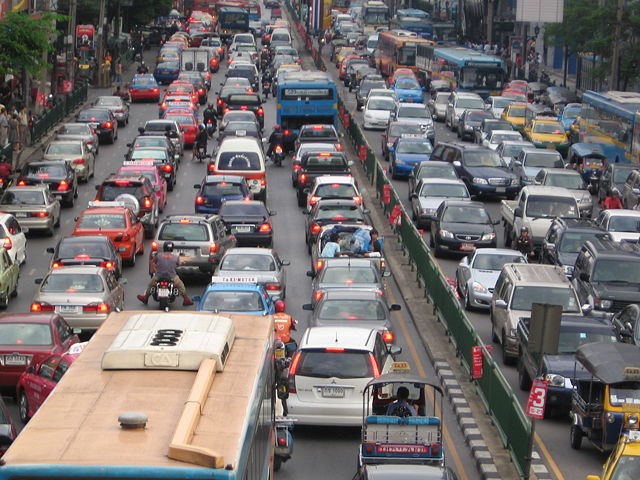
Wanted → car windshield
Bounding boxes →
[316,205,363,222]
[398,106,429,118]
[511,286,579,312]
[614,167,637,183]
[78,214,126,229]
[563,108,580,120]
[100,184,143,201]
[59,242,110,258]
[609,455,640,479]
[559,232,610,253]
[158,223,209,241]
[220,254,275,271]
[320,266,376,284]
[220,203,267,216]
[25,164,67,177]
[420,184,468,198]
[315,184,357,198]
[419,165,457,179]
[442,205,490,223]
[46,144,82,155]
[201,290,264,311]
[456,98,484,109]
[463,151,503,167]
[1,190,45,205]
[472,253,525,270]
[592,259,640,283]
[608,216,640,232]
[41,273,104,293]
[318,299,386,320]
[297,350,373,378]
[557,327,616,354]
[389,124,423,137]
[217,152,261,171]
[610,383,640,406]
[492,97,513,108]
[491,133,521,144]
[543,173,585,190]
[0,323,52,346]
[368,98,396,111]
[203,182,244,196]
[525,196,578,218]
[397,141,432,154]
[523,153,563,167]
[507,107,525,118]
[532,122,564,134]
[501,144,529,157]
[395,79,420,90]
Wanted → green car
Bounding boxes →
[0,246,18,308]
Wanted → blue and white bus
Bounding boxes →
[416,45,506,98]
[0,310,277,480]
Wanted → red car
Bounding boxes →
[0,395,17,457]
[15,342,86,423]
[388,68,416,86]
[163,82,198,104]
[163,112,199,146]
[0,313,79,388]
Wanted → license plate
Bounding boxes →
[3,354,29,366]
[158,287,170,296]
[461,243,475,251]
[15,212,28,218]
[234,225,251,233]
[275,349,285,359]
[58,305,80,314]
[496,187,506,193]
[175,249,193,256]
[322,386,345,398]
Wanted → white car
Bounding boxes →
[0,213,27,265]
[484,96,514,118]
[495,140,534,167]
[306,175,362,211]
[365,88,398,104]
[286,326,401,426]
[594,209,640,243]
[231,33,256,47]
[482,130,523,150]
[212,137,267,201]
[363,96,396,130]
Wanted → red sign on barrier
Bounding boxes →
[343,113,350,129]
[382,184,391,204]
[526,380,548,419]
[339,106,345,118]
[388,205,401,226]
[359,145,367,162]
[472,346,483,378]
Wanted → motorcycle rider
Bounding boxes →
[192,124,209,161]
[273,312,297,355]
[137,61,149,74]
[262,69,273,97]
[112,85,130,102]
[137,241,194,306]
[515,226,535,258]
[266,124,284,159]
[202,103,217,134]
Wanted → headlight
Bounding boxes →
[464,125,473,131]
[509,328,517,338]
[472,281,487,293]
[395,158,406,165]
[606,412,616,423]
[627,413,639,428]
[580,193,591,203]
[421,208,436,216]
[439,229,454,239]
[473,177,488,185]
[523,176,534,183]
[544,374,565,387]
[596,299,613,309]
[510,178,519,186]
[481,232,496,241]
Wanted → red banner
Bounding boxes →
[359,145,367,162]
[525,380,548,419]
[388,205,401,226]
[76,25,95,49]
[472,346,483,378]
[382,184,391,204]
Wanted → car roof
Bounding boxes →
[314,175,356,185]
[419,178,465,185]
[601,209,640,218]
[162,214,216,223]
[59,235,111,244]
[522,185,576,197]
[0,312,60,324]
[300,326,377,350]
[204,175,246,183]
[224,247,275,256]
[321,257,376,268]
[222,199,264,207]
[398,102,427,108]
[322,288,383,300]
[45,265,105,275]
[539,168,581,176]
[218,137,262,149]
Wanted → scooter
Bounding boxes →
[274,418,294,471]
[263,78,271,99]
[272,145,284,166]
[205,119,216,138]
[151,277,178,311]
[274,340,294,471]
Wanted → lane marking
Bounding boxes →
[535,431,564,480]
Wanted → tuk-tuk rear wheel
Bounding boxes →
[570,424,583,450]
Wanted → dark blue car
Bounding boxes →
[153,61,181,84]
[389,136,433,179]
[194,175,252,214]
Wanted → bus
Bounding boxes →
[577,90,640,162]
[0,311,277,480]
[390,14,433,39]
[277,71,338,132]
[375,30,435,77]
[360,0,390,33]
[217,6,250,38]
[416,45,506,98]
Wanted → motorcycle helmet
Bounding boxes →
[208,103,214,109]
[163,241,174,252]
[199,124,205,131]
[273,124,280,131]
[520,226,529,234]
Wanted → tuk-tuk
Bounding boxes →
[358,369,444,469]
[567,143,609,193]
[570,342,640,452]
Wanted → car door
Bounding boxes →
[543,225,558,264]
[104,270,123,309]
[28,355,60,412]
[1,249,17,296]
[411,179,423,215]
[55,316,77,350]
[5,215,26,264]
[128,209,144,246]
[456,252,473,295]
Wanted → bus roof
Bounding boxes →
[2,311,273,472]
[280,70,336,85]
[434,46,503,65]
[218,6,247,13]
[583,90,640,121]
[379,29,435,44]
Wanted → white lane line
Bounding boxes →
[28,268,35,276]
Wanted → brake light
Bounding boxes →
[100,261,115,270]
[57,180,69,191]
[310,223,321,234]
[316,259,324,270]
[83,303,110,313]
[208,164,216,172]
[192,95,197,101]
[17,180,26,186]
[143,197,152,208]
[218,47,223,53]
[260,178,267,186]
[152,88,159,93]
[209,242,218,254]
[74,254,90,259]
[217,99,223,105]
[326,347,345,352]
[294,164,301,170]
[52,262,61,269]
[32,211,48,218]
[353,195,362,205]
[162,164,173,172]
[336,144,343,151]
[161,102,166,108]
[240,105,248,110]
[114,180,130,185]
[72,158,85,165]
[259,223,272,233]
[313,290,324,301]
[275,145,283,154]
[382,331,394,343]
[265,284,279,290]
[284,129,290,136]
[309,195,319,206]
[287,351,302,393]
[179,218,191,224]
[312,125,323,130]
[30,302,55,312]
[300,174,307,184]
[319,153,331,157]
[224,108,230,113]
[257,107,264,115]
[368,353,381,377]
[103,121,112,129]
[151,241,158,251]
[2,237,10,250]
[199,88,205,94]
[196,195,205,204]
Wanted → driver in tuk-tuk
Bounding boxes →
[386,386,416,417]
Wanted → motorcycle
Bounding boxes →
[274,418,294,471]
[205,119,216,138]
[151,277,178,311]
[273,340,294,470]
[194,145,207,163]
[272,145,284,166]
[263,78,272,99]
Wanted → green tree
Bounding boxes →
[0,12,63,77]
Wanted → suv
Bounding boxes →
[430,142,519,198]
[286,326,401,426]
[151,214,236,275]
[510,148,564,186]
[572,238,640,313]
[224,93,264,128]
[490,263,583,364]
[622,169,640,209]
[445,92,485,132]
[541,218,611,277]
[296,152,352,207]
[94,175,159,238]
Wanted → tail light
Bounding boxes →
[31,302,55,312]
[151,241,158,251]
[83,303,110,313]
[208,163,216,172]
[162,164,173,172]
[294,164,301,171]
[240,105,248,110]
[52,261,62,268]
[336,144,343,151]
[143,197,152,208]
[368,353,381,377]
[299,174,307,184]
[284,129,290,136]
[310,223,321,234]
[259,223,272,233]
[277,437,287,447]
[260,179,267,186]
[353,195,362,205]
[313,290,324,301]
[275,145,283,154]
[205,73,211,79]
[209,242,218,254]
[382,331,394,343]
[117,233,131,241]
[115,109,124,114]
[32,211,48,217]
[72,158,85,165]
[192,95,197,101]
[316,259,324,271]
[217,99,223,105]
[57,180,69,191]
[265,283,280,290]
[158,280,171,287]
[257,107,264,115]
[2,237,11,250]
[212,59,218,65]
[17,180,26,186]
[103,121,113,129]
[196,195,205,204]
[224,107,230,113]
[218,47,223,53]
[287,352,302,393]
[199,88,205,94]
[100,261,115,270]
[309,195,319,206]
[152,88,159,93]
[161,102,167,109]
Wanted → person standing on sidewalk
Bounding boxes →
[0,108,8,147]
[7,113,18,148]
[114,61,123,85]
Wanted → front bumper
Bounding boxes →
[437,237,497,254]
[471,183,520,197]
[468,289,493,309]
[363,116,389,129]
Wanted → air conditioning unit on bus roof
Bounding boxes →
[101,313,236,372]
[392,30,418,37]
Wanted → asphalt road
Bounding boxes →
[319,49,610,479]
[0,44,482,479]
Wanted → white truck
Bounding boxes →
[501,185,580,252]
[180,48,210,73]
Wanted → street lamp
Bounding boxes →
[534,25,540,37]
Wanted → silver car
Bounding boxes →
[213,247,289,299]
[455,248,527,310]
[427,92,449,122]
[410,178,470,229]
[534,168,593,217]
[94,96,130,126]
[43,140,95,182]
[0,185,60,236]
[54,123,99,155]
[391,103,435,142]
[309,258,387,301]
[32,265,126,332]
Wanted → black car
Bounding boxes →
[216,85,250,116]
[457,110,494,141]
[597,163,637,203]
[224,93,264,128]
[304,199,367,249]
[18,161,78,207]
[474,118,514,145]
[126,146,177,191]
[356,75,386,110]
[46,235,122,279]
[218,121,262,143]
[612,304,640,345]
[571,238,640,313]
[407,162,458,197]
[218,200,275,247]
[125,135,179,165]
[430,200,498,257]
[76,108,118,144]
[540,217,612,277]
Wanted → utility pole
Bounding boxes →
[486,0,494,44]
[66,0,77,87]
[95,0,107,87]
[610,0,623,90]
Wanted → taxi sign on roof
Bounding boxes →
[210,276,259,284]
[121,161,156,167]
[87,201,127,209]
[624,367,640,379]
[391,361,411,371]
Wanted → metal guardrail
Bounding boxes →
[297,4,533,475]
[29,84,88,146]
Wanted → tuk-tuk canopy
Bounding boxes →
[365,372,442,394]
[570,143,608,160]
[576,342,640,384]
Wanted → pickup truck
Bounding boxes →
[516,314,615,415]
[501,185,580,252]
[296,152,353,207]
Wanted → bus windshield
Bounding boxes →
[364,10,389,24]
[398,46,416,66]
[460,67,503,90]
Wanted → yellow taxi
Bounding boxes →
[587,431,640,480]
[500,103,527,131]
[522,118,570,156]
[335,47,357,66]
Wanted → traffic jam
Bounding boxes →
[0,0,640,479]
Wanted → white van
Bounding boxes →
[210,137,267,201]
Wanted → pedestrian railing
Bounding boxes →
[30,83,88,146]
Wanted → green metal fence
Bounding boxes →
[30,83,88,146]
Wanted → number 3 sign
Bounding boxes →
[526,380,548,419]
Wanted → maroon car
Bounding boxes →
[0,313,79,388]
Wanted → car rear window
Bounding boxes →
[297,350,373,378]
[203,182,244,196]
[77,110,108,121]
[320,266,376,284]
[25,164,67,177]
[315,184,356,198]
[303,155,347,167]
[41,273,104,293]
[59,242,110,258]
[47,144,82,155]
[159,223,209,241]
[300,127,336,138]
[78,214,126,229]
[201,290,263,311]
[227,94,260,105]
[220,253,275,271]
[1,190,45,205]
[318,299,386,320]
[100,184,144,201]
[217,152,262,171]
[0,323,52,346]
[131,150,167,160]
[145,123,175,133]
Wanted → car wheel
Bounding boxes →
[10,278,17,297]
[502,332,515,366]
[490,312,499,342]
[518,354,532,390]
[464,289,473,311]
[19,390,30,423]
[570,424,583,450]
[109,132,115,144]
[390,164,398,180]
[274,456,282,472]
[0,292,8,309]
[126,248,137,267]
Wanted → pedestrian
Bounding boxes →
[0,108,8,147]
[114,61,123,84]
[18,106,28,150]
[7,113,18,148]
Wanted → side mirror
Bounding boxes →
[115,234,124,242]
[580,272,590,282]
[494,299,507,309]
[193,184,200,189]
[388,345,402,356]
[46,247,55,254]
[306,270,315,277]
[582,304,593,314]
[191,295,201,302]
[390,304,401,311]
[25,365,35,374]
[119,278,128,285]
[383,270,391,277]
[302,303,314,311]
[269,210,277,216]
[95,185,100,190]
[281,259,290,266]
[35,278,43,284]
[126,143,132,147]
[513,160,522,167]
[453,161,461,167]
[514,207,522,217]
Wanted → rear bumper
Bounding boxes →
[287,397,361,426]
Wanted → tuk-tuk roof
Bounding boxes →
[576,342,640,384]
[366,372,443,394]
[570,143,608,159]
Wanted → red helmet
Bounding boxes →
[274,125,281,131]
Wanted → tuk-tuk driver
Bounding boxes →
[386,386,416,417]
